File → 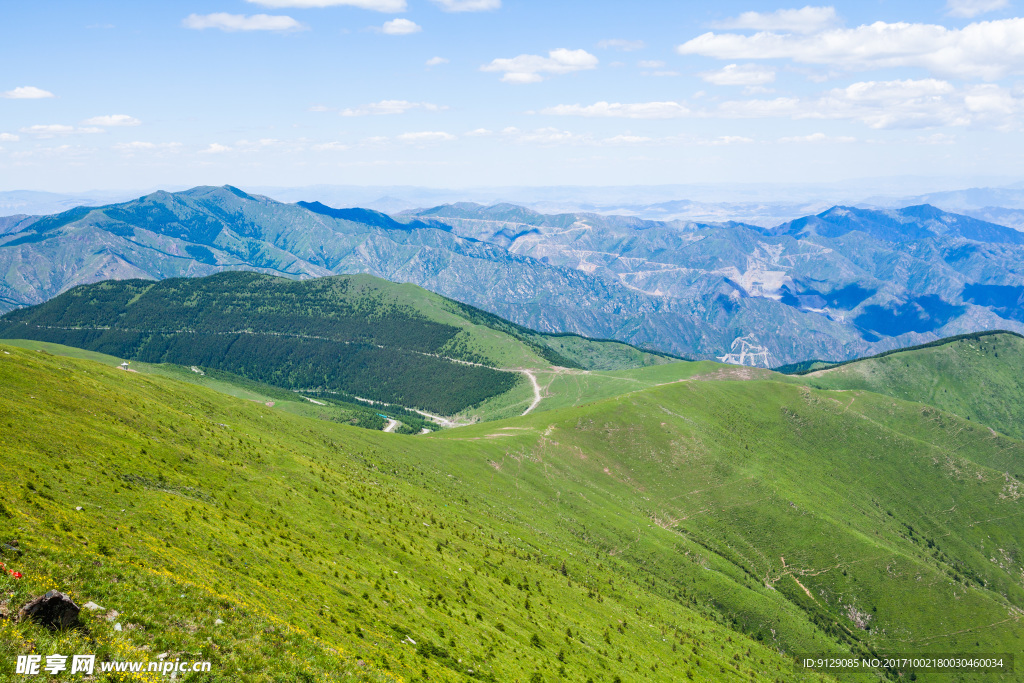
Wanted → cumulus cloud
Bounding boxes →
[777,132,856,142]
[601,134,653,144]
[313,141,350,151]
[500,127,586,144]
[426,56,449,66]
[113,141,182,154]
[946,0,1009,18]
[396,131,456,142]
[597,39,645,51]
[431,0,500,11]
[541,101,691,119]
[637,60,665,68]
[677,18,1024,80]
[725,79,1023,129]
[541,79,1023,130]
[246,0,406,11]
[701,135,755,145]
[0,133,20,142]
[2,86,55,99]
[183,13,306,32]
[699,63,776,86]
[465,128,493,136]
[199,143,232,154]
[380,18,421,34]
[20,124,103,138]
[82,114,141,127]
[481,48,598,83]
[712,6,839,33]
[340,100,444,115]
[114,141,169,149]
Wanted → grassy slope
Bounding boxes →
[0,345,828,683]
[3,344,1024,680]
[798,332,1024,440]
[528,362,722,415]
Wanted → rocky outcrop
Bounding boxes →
[18,590,80,630]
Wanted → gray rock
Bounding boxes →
[105,609,119,622]
[114,623,122,631]
[82,601,104,611]
[214,618,224,625]
[18,590,80,630]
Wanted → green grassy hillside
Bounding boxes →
[2,343,1023,681]
[797,331,1024,439]
[0,344,823,682]
[0,272,676,425]
[0,339,439,434]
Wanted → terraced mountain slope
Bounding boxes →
[2,341,1022,681]
[0,271,674,423]
[3,186,1024,364]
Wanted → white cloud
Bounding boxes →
[541,79,1023,130]
[340,100,445,115]
[246,0,406,11]
[701,135,755,145]
[722,79,1023,129]
[199,143,232,154]
[481,48,598,83]
[426,56,449,66]
[113,141,182,154]
[82,114,141,127]
[465,128,493,136]
[502,127,586,144]
[715,97,802,118]
[2,86,55,99]
[700,63,776,86]
[777,132,856,142]
[918,132,957,144]
[183,13,306,32]
[541,101,691,119]
[712,6,839,33]
[601,134,653,144]
[396,131,456,142]
[313,141,350,151]
[309,104,329,112]
[380,18,421,34]
[946,0,1009,18]
[637,60,665,68]
[431,0,500,11]
[20,124,103,138]
[596,39,645,51]
[0,133,19,142]
[678,18,1024,80]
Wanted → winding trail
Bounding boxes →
[383,418,400,433]
[521,369,543,416]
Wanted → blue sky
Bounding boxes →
[2,0,1023,191]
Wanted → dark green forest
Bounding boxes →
[0,272,519,414]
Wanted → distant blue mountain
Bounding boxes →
[1,186,1023,364]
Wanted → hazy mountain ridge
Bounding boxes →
[2,185,1023,364]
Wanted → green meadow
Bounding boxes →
[2,332,1023,681]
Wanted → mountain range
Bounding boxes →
[2,185,1023,365]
